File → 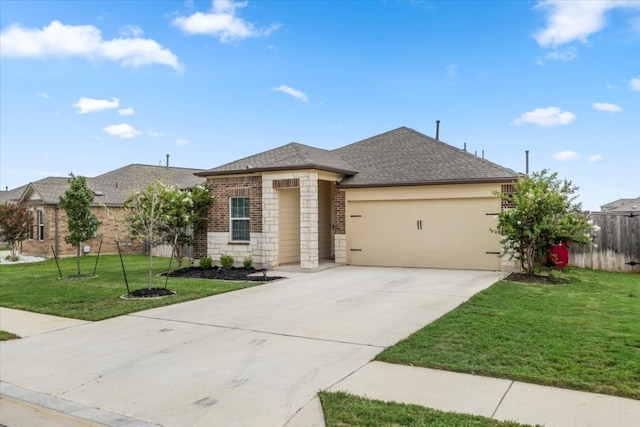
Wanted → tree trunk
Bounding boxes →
[76,245,81,276]
[148,239,153,289]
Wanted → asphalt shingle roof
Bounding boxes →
[92,164,206,205]
[334,127,520,186]
[200,127,520,186]
[9,165,205,206]
[197,142,357,176]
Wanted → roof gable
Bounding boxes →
[197,143,357,176]
[334,127,520,187]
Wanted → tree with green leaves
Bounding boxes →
[160,184,214,268]
[493,169,592,276]
[124,181,170,289]
[0,200,30,261]
[124,181,215,287]
[59,174,101,275]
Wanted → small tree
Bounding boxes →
[59,174,101,275]
[493,169,592,276]
[124,181,214,287]
[162,184,213,268]
[0,200,30,260]
[124,181,170,289]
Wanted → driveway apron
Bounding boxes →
[0,266,503,426]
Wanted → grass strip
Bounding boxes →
[376,269,640,399]
[319,391,538,427]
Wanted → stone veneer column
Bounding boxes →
[299,172,319,269]
[262,175,279,268]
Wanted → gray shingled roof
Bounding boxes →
[13,164,205,207]
[0,184,28,203]
[92,164,205,205]
[334,127,520,187]
[21,177,72,204]
[197,143,357,176]
[200,127,519,186]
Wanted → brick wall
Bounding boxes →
[333,189,346,234]
[207,176,263,234]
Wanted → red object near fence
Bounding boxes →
[549,241,570,269]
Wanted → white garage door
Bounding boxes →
[347,198,502,270]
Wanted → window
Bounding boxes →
[230,197,250,241]
[37,209,45,241]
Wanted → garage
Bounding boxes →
[346,193,503,271]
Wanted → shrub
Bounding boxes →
[199,256,212,269]
[220,254,234,269]
[243,257,253,269]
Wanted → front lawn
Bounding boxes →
[0,254,263,321]
[376,268,640,399]
[319,392,537,427]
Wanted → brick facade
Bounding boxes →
[333,189,346,235]
[20,204,141,259]
[207,176,263,233]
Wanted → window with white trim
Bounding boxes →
[37,209,45,241]
[230,197,250,242]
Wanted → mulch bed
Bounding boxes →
[506,272,571,285]
[125,288,176,299]
[166,266,282,282]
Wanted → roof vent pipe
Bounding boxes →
[525,150,529,175]
[463,142,467,152]
[435,120,440,140]
[166,154,169,168]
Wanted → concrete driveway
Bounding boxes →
[1,266,504,426]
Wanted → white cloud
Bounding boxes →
[542,47,578,62]
[271,85,308,102]
[119,25,143,38]
[172,0,280,43]
[148,131,164,137]
[38,92,50,99]
[103,123,142,138]
[512,106,576,127]
[592,102,623,112]
[630,77,640,91]
[588,154,604,162]
[176,138,189,146]
[0,20,182,70]
[74,97,119,114]
[533,1,640,48]
[553,150,581,161]
[118,107,134,116]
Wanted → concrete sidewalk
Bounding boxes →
[327,361,640,427]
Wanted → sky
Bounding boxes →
[1,0,638,211]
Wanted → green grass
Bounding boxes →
[319,391,537,427]
[0,254,262,321]
[0,330,20,341]
[376,268,640,399]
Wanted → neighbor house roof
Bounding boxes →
[334,127,520,187]
[13,164,206,207]
[199,127,520,186]
[600,197,640,212]
[196,142,357,177]
[0,184,28,203]
[92,164,206,205]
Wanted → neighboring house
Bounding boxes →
[600,197,640,214]
[7,164,205,258]
[195,127,521,271]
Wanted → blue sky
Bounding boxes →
[1,0,638,211]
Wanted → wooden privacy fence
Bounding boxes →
[569,212,640,273]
